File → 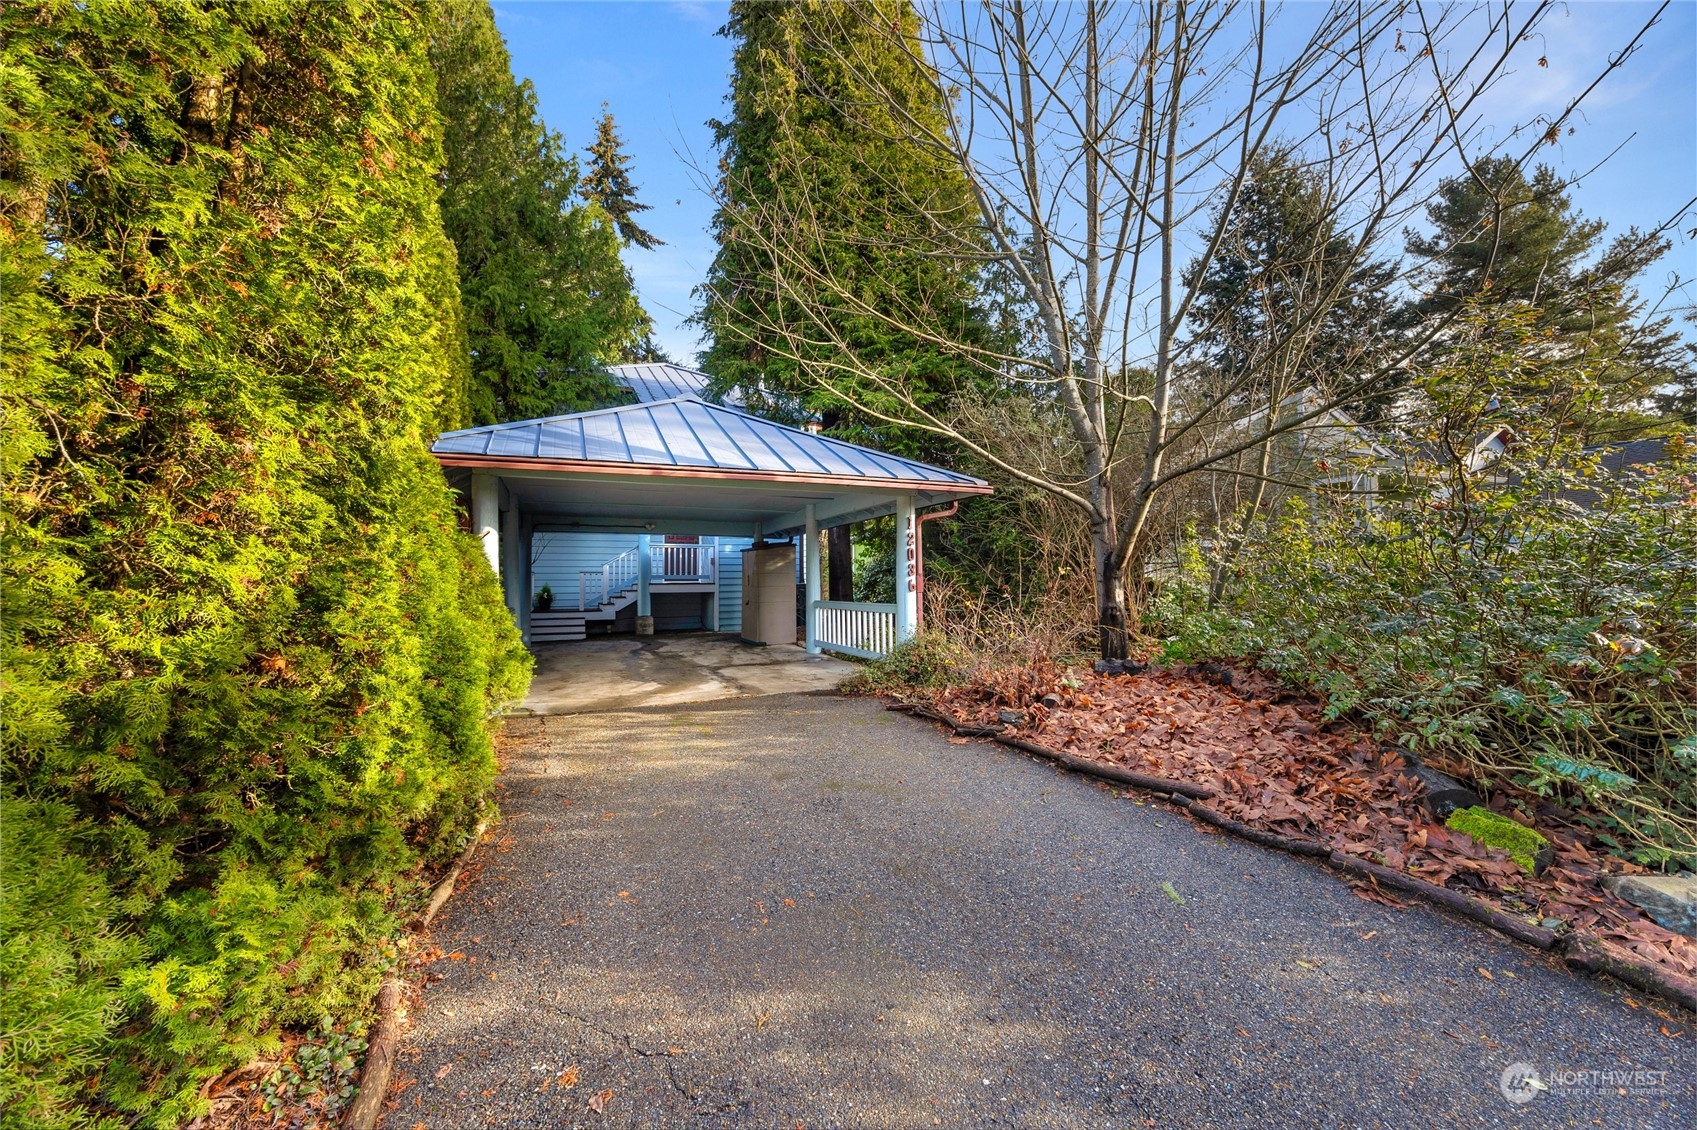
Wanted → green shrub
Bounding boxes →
[1164,311,1697,867]
[1445,807,1551,873]
[1,2,531,1124]
[842,631,972,694]
[0,800,141,1130]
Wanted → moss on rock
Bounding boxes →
[1445,806,1550,873]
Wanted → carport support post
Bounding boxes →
[894,493,918,643]
[471,472,499,575]
[500,503,521,623]
[635,533,654,636]
[518,517,533,647]
[804,504,821,654]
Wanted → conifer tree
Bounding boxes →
[1406,157,1689,428]
[431,1,652,423]
[696,0,993,447]
[584,106,664,250]
[1186,149,1409,422]
[696,0,995,597]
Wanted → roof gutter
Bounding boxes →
[431,452,992,495]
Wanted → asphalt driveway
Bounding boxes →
[394,693,1692,1128]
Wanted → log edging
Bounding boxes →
[341,819,489,1130]
[1563,937,1697,1013]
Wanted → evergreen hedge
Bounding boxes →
[1,2,531,1124]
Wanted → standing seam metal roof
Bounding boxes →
[607,362,744,407]
[432,397,987,489]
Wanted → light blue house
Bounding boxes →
[431,364,990,657]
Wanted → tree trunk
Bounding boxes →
[827,524,853,602]
[1208,431,1276,605]
[1094,524,1128,660]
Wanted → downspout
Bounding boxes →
[913,502,959,631]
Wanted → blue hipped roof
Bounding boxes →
[607,362,744,408]
[432,397,988,492]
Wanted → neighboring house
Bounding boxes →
[431,362,989,656]
[1221,390,1396,498]
[1408,425,1515,476]
[1586,435,1673,477]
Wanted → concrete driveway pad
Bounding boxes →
[517,635,858,714]
[398,693,1693,1129]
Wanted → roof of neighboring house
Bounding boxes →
[1229,391,1397,463]
[607,362,744,408]
[1585,436,1670,474]
[1409,425,1513,470]
[432,396,988,492]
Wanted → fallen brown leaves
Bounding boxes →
[921,662,1695,983]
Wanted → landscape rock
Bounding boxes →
[1602,873,1697,938]
[997,709,1028,726]
[1093,658,1148,677]
[1397,753,1483,819]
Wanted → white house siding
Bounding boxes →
[716,538,752,632]
[530,532,641,610]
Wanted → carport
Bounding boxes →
[431,396,990,656]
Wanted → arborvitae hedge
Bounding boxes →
[1,2,531,1125]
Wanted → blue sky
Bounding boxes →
[494,1,1696,365]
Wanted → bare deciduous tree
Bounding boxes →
[704,0,1676,657]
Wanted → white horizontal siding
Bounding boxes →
[716,538,753,632]
[531,533,640,610]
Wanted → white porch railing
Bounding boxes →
[812,600,898,659]
[650,542,717,583]
[575,543,720,609]
[579,546,640,609]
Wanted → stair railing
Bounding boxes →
[578,545,641,609]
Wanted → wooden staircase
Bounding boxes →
[529,609,588,643]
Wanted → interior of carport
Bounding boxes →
[430,397,990,660]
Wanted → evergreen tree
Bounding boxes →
[1406,157,1689,428]
[583,106,664,250]
[1185,148,1410,421]
[696,0,996,597]
[696,0,994,448]
[1,2,529,1122]
[430,1,651,423]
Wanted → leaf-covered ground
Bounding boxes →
[918,662,1697,985]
